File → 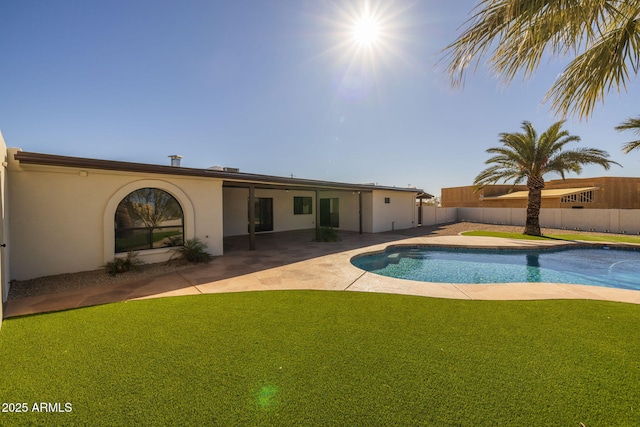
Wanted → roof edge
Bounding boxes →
[13,151,428,194]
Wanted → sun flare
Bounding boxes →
[317,0,415,99]
[352,16,381,46]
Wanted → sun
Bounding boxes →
[352,15,381,47]
[315,0,415,97]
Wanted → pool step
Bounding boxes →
[386,253,401,264]
[403,249,430,260]
[387,249,430,261]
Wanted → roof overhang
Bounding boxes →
[13,150,428,195]
[482,187,598,200]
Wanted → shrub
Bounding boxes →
[173,238,212,263]
[165,235,184,247]
[105,251,144,276]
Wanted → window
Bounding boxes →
[384,197,390,204]
[561,190,594,204]
[294,196,313,215]
[115,188,184,253]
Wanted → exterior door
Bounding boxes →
[319,198,339,228]
[249,197,273,232]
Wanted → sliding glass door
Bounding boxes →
[248,197,273,232]
[319,198,339,228]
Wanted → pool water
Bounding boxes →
[351,246,640,291]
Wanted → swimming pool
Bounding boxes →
[351,246,640,291]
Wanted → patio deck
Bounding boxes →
[5,227,640,318]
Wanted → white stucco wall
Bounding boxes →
[456,207,640,234]
[361,192,373,233]
[223,188,317,236]
[370,190,417,233]
[223,188,370,236]
[8,154,223,280]
[0,135,9,319]
[318,190,361,232]
[458,207,527,225]
[419,206,457,225]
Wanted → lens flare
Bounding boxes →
[257,385,278,408]
[353,15,381,46]
[308,1,417,106]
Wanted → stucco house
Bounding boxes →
[0,133,430,320]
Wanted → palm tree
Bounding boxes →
[442,1,640,119]
[615,116,640,153]
[474,121,619,236]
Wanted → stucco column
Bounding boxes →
[358,191,363,234]
[249,185,256,250]
[315,190,320,234]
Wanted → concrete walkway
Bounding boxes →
[5,229,640,318]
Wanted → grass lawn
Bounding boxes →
[462,230,640,244]
[1,291,638,426]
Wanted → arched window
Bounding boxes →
[115,188,184,253]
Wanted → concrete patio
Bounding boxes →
[5,226,640,318]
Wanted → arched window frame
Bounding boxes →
[103,180,195,264]
[115,188,184,253]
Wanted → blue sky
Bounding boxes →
[2,0,639,196]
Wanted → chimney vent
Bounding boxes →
[168,155,182,167]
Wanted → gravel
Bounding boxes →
[8,259,202,300]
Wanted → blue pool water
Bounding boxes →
[351,246,640,290]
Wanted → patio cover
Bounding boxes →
[482,187,598,200]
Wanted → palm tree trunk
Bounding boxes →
[524,176,545,236]
[524,189,542,236]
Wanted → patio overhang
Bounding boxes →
[223,180,424,248]
[481,187,599,200]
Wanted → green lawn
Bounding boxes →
[462,230,640,244]
[1,291,639,426]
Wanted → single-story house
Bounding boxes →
[0,133,430,319]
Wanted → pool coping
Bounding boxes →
[344,235,640,305]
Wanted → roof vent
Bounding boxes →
[207,165,224,171]
[168,155,182,167]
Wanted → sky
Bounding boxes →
[2,0,639,197]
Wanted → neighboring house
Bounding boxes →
[2,145,429,290]
[442,177,640,209]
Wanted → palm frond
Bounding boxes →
[477,121,618,189]
[441,0,640,119]
[547,148,621,173]
[622,140,640,153]
[616,116,640,153]
[474,164,522,188]
[615,116,640,133]
[546,13,640,118]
